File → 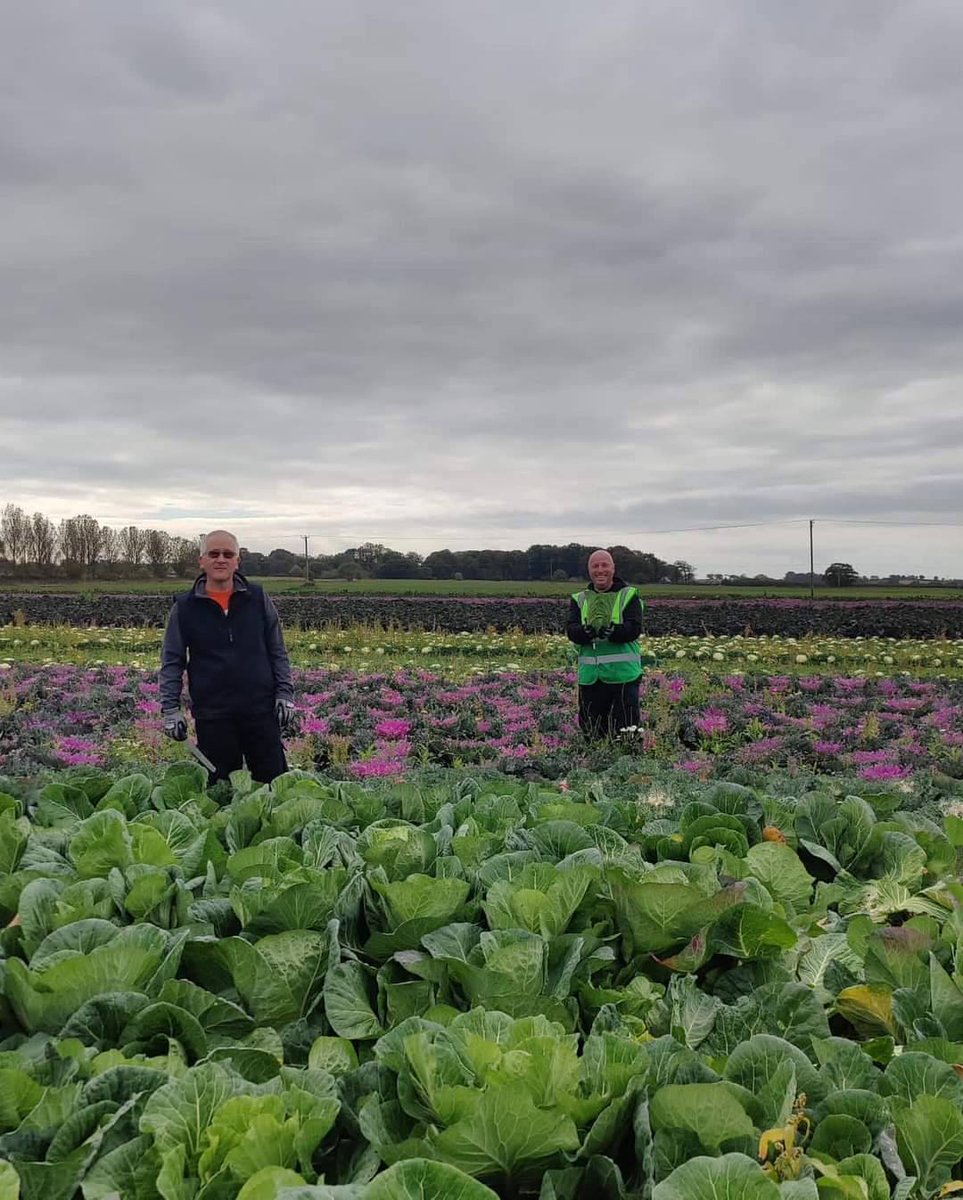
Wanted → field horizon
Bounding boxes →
[1,576,961,600]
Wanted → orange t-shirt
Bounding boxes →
[209,588,233,614]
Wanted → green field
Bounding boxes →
[0,576,960,599]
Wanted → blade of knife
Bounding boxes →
[188,742,218,774]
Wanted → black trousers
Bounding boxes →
[194,711,287,784]
[578,679,641,741]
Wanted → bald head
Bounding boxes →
[201,529,239,555]
[588,549,615,591]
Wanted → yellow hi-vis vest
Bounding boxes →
[572,586,643,685]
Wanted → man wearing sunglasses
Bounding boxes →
[159,529,296,784]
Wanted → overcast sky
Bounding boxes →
[2,0,961,577]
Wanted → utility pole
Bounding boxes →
[301,534,311,584]
[809,519,815,600]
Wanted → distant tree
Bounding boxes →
[559,543,588,578]
[57,517,85,578]
[355,542,389,571]
[527,544,555,580]
[145,529,172,575]
[823,562,859,587]
[375,550,420,579]
[311,554,338,576]
[672,560,696,584]
[1,504,30,565]
[119,525,146,571]
[27,513,57,573]
[169,537,198,578]
[610,545,666,584]
[71,514,102,577]
[423,549,457,579]
[469,549,504,580]
[266,547,298,575]
[99,526,120,574]
[239,547,269,575]
[504,550,530,581]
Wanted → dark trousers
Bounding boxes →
[194,711,287,784]
[578,679,641,741]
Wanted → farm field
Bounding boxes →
[1,577,961,599]
[2,624,962,679]
[3,612,963,1196]
[3,760,963,1197]
[2,659,963,783]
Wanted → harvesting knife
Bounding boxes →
[188,742,218,774]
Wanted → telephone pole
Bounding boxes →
[301,534,311,584]
[809,519,815,600]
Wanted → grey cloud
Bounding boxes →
[1,0,962,575]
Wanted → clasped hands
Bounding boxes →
[582,623,616,641]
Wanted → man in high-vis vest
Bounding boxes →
[566,549,644,740]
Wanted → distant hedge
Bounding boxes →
[2,592,962,638]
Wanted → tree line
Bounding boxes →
[0,504,694,583]
[244,542,696,584]
[0,505,198,580]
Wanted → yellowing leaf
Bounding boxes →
[836,985,897,1037]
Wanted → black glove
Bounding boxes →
[162,710,188,741]
[582,624,598,641]
[275,699,296,734]
[598,623,616,641]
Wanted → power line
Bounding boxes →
[814,518,963,528]
[620,519,806,536]
[322,519,806,542]
[294,516,960,543]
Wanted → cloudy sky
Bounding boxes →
[2,0,961,577]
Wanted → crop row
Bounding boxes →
[2,625,962,682]
[4,594,963,638]
[2,662,962,784]
[2,764,963,1197]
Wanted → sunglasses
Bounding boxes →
[205,549,237,559]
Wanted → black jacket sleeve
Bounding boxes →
[566,598,594,645]
[262,591,294,702]
[159,604,187,712]
[607,594,643,644]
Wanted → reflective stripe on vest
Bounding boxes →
[579,652,641,665]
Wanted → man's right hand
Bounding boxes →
[582,624,598,640]
[163,710,188,741]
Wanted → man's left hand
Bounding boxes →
[598,623,616,640]
[275,700,297,734]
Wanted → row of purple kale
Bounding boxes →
[3,592,963,638]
